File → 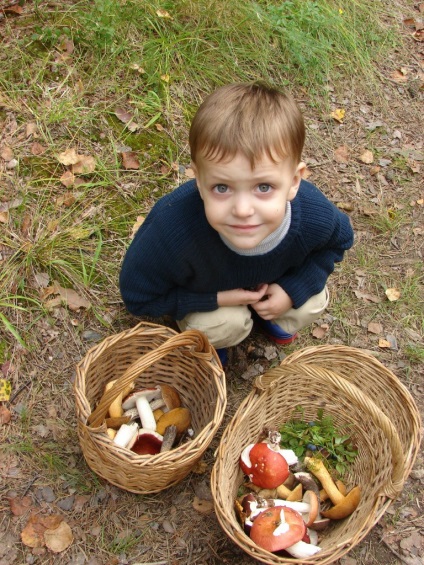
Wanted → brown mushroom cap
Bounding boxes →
[321,486,361,519]
[156,407,191,436]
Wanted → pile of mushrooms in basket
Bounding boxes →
[104,380,192,454]
[236,419,361,559]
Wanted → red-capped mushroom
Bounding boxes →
[250,506,306,552]
[240,443,289,489]
[129,429,163,455]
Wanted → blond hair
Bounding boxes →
[189,83,305,167]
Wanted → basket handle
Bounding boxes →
[87,329,216,428]
[254,363,406,499]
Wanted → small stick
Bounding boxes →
[160,425,177,452]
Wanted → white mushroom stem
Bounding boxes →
[135,395,157,430]
[113,422,138,448]
[285,540,322,558]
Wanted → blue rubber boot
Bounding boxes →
[256,319,297,345]
[216,348,228,367]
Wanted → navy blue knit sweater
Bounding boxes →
[119,179,354,320]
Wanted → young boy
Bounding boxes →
[119,83,354,364]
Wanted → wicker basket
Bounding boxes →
[74,322,226,494]
[211,347,421,565]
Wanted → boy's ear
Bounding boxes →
[287,161,306,201]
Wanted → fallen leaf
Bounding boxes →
[330,108,345,122]
[336,202,354,211]
[1,145,14,161]
[31,142,46,156]
[0,405,12,424]
[390,69,409,83]
[43,282,91,311]
[0,211,9,223]
[121,151,140,170]
[359,150,374,164]
[26,122,38,137]
[368,322,383,334]
[161,74,170,83]
[21,514,46,548]
[115,108,134,124]
[378,339,391,348]
[59,170,75,187]
[44,521,73,553]
[56,192,76,207]
[9,496,32,516]
[130,215,145,238]
[354,290,381,303]
[334,145,349,163]
[192,460,208,474]
[156,9,173,19]
[0,378,12,401]
[312,326,327,339]
[72,155,96,174]
[192,496,214,515]
[57,148,79,165]
[385,288,401,301]
[184,166,196,178]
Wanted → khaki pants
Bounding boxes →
[177,287,329,349]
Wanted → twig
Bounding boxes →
[381,538,419,565]
[22,474,39,497]
[8,379,31,404]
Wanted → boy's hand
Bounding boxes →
[217,284,269,307]
[250,283,293,320]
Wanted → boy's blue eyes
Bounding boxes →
[212,184,272,193]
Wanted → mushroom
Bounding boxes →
[105,380,135,418]
[113,422,138,448]
[135,395,157,431]
[156,407,191,436]
[277,482,303,501]
[320,479,346,501]
[129,429,163,455]
[294,472,321,499]
[160,425,178,452]
[285,539,322,558]
[149,384,181,412]
[240,443,289,489]
[301,490,320,527]
[305,456,361,519]
[250,506,306,552]
[121,387,161,411]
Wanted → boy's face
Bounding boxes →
[192,152,305,250]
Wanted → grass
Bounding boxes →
[0,4,422,559]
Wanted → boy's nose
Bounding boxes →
[232,195,254,218]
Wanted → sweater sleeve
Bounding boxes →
[119,194,218,320]
[278,202,354,308]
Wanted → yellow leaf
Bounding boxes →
[156,9,173,19]
[330,108,345,122]
[0,379,12,401]
[44,521,73,553]
[385,288,401,301]
[359,150,374,164]
[57,148,79,165]
[160,74,170,83]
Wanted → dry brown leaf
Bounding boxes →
[312,326,327,339]
[368,322,383,334]
[44,521,73,553]
[378,339,391,349]
[26,122,38,137]
[31,142,46,156]
[192,496,214,515]
[156,9,173,19]
[56,191,76,207]
[59,170,75,187]
[334,145,349,163]
[0,198,23,212]
[1,145,14,161]
[354,290,381,303]
[0,405,11,424]
[121,151,140,170]
[115,108,133,124]
[359,150,374,164]
[21,514,46,548]
[9,496,32,516]
[0,211,8,223]
[390,69,409,83]
[130,215,145,238]
[385,287,401,301]
[43,282,91,311]
[58,148,79,165]
[72,155,96,174]
[192,460,208,474]
[184,166,196,178]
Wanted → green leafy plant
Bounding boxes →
[279,406,358,476]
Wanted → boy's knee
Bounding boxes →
[177,306,252,348]
[274,286,329,334]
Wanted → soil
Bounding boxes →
[1,2,423,565]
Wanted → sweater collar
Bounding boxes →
[219,202,292,256]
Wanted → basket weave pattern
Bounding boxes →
[211,346,421,565]
[75,322,226,494]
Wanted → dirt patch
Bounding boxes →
[1,2,423,565]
